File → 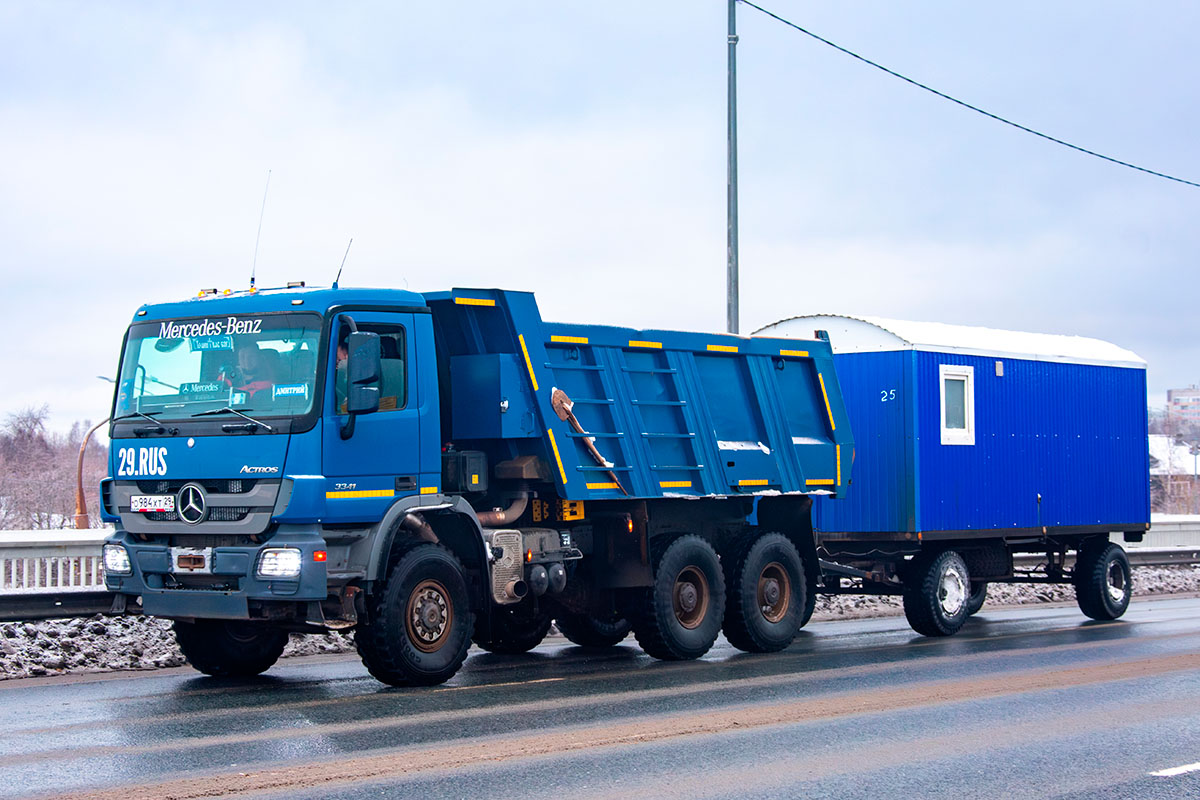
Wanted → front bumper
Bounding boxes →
[104,530,328,620]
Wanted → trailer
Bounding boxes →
[100,286,853,685]
[757,314,1149,636]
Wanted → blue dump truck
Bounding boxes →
[100,286,855,685]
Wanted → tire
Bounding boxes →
[1074,542,1132,621]
[722,533,806,653]
[473,604,553,654]
[173,619,288,677]
[556,611,632,648]
[356,543,475,686]
[902,550,971,637]
[631,535,726,660]
[965,581,988,617]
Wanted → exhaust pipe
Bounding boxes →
[477,492,529,527]
[504,579,528,600]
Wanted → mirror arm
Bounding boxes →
[337,314,359,439]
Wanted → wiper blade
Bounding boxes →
[113,411,162,425]
[193,406,273,431]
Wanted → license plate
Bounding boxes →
[131,494,175,513]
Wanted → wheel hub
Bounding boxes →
[1106,561,1128,603]
[407,579,452,653]
[939,564,967,616]
[672,566,710,630]
[757,562,791,623]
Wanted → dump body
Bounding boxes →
[428,289,853,502]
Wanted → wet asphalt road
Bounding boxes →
[3,597,1200,800]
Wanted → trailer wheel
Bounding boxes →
[173,620,288,677]
[965,581,988,617]
[722,533,806,652]
[632,535,726,660]
[556,611,632,648]
[472,604,553,654]
[902,550,971,637]
[1074,542,1132,620]
[356,543,474,686]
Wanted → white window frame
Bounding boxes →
[939,364,975,446]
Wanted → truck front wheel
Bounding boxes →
[902,550,972,637]
[632,535,726,660]
[173,620,288,677]
[1074,542,1132,621]
[356,543,475,686]
[722,533,806,653]
[556,611,632,648]
[473,604,553,654]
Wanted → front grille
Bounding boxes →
[136,479,257,494]
[208,507,251,522]
[145,507,250,523]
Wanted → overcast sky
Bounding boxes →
[2,1,1197,433]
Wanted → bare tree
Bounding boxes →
[0,406,108,530]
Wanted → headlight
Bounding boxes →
[257,547,302,578]
[103,544,132,576]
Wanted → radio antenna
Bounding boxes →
[250,169,272,290]
[332,238,353,290]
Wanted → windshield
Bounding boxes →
[114,312,322,422]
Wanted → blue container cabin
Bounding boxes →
[757,315,1150,544]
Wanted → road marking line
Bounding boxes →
[1151,761,1200,777]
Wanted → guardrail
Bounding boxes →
[0,530,114,621]
[0,518,1197,622]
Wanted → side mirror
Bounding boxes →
[346,331,381,415]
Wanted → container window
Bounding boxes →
[939,364,975,446]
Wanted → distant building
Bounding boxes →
[1149,433,1200,513]
[1168,386,1200,422]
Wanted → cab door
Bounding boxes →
[322,311,425,523]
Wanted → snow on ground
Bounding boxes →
[1,565,1197,681]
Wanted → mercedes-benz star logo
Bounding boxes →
[177,483,207,525]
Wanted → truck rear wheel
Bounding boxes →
[722,533,806,653]
[902,550,971,637]
[1074,542,1131,620]
[356,543,474,686]
[632,535,726,660]
[173,620,288,677]
[473,604,553,654]
[556,611,632,648]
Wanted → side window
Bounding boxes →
[939,364,975,446]
[335,323,407,414]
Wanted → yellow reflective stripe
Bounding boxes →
[518,334,539,392]
[587,482,620,490]
[836,444,842,485]
[818,373,836,431]
[628,340,662,349]
[453,297,495,307]
[326,489,396,499]
[660,480,692,488]
[420,486,439,495]
[780,349,809,358]
[547,429,568,485]
[806,478,836,486]
[707,344,738,353]
[551,335,589,344]
[738,479,770,487]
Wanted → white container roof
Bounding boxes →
[755,314,1145,369]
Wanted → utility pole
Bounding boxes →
[726,0,740,334]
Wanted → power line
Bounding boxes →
[738,0,1200,189]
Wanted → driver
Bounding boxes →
[236,345,274,399]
